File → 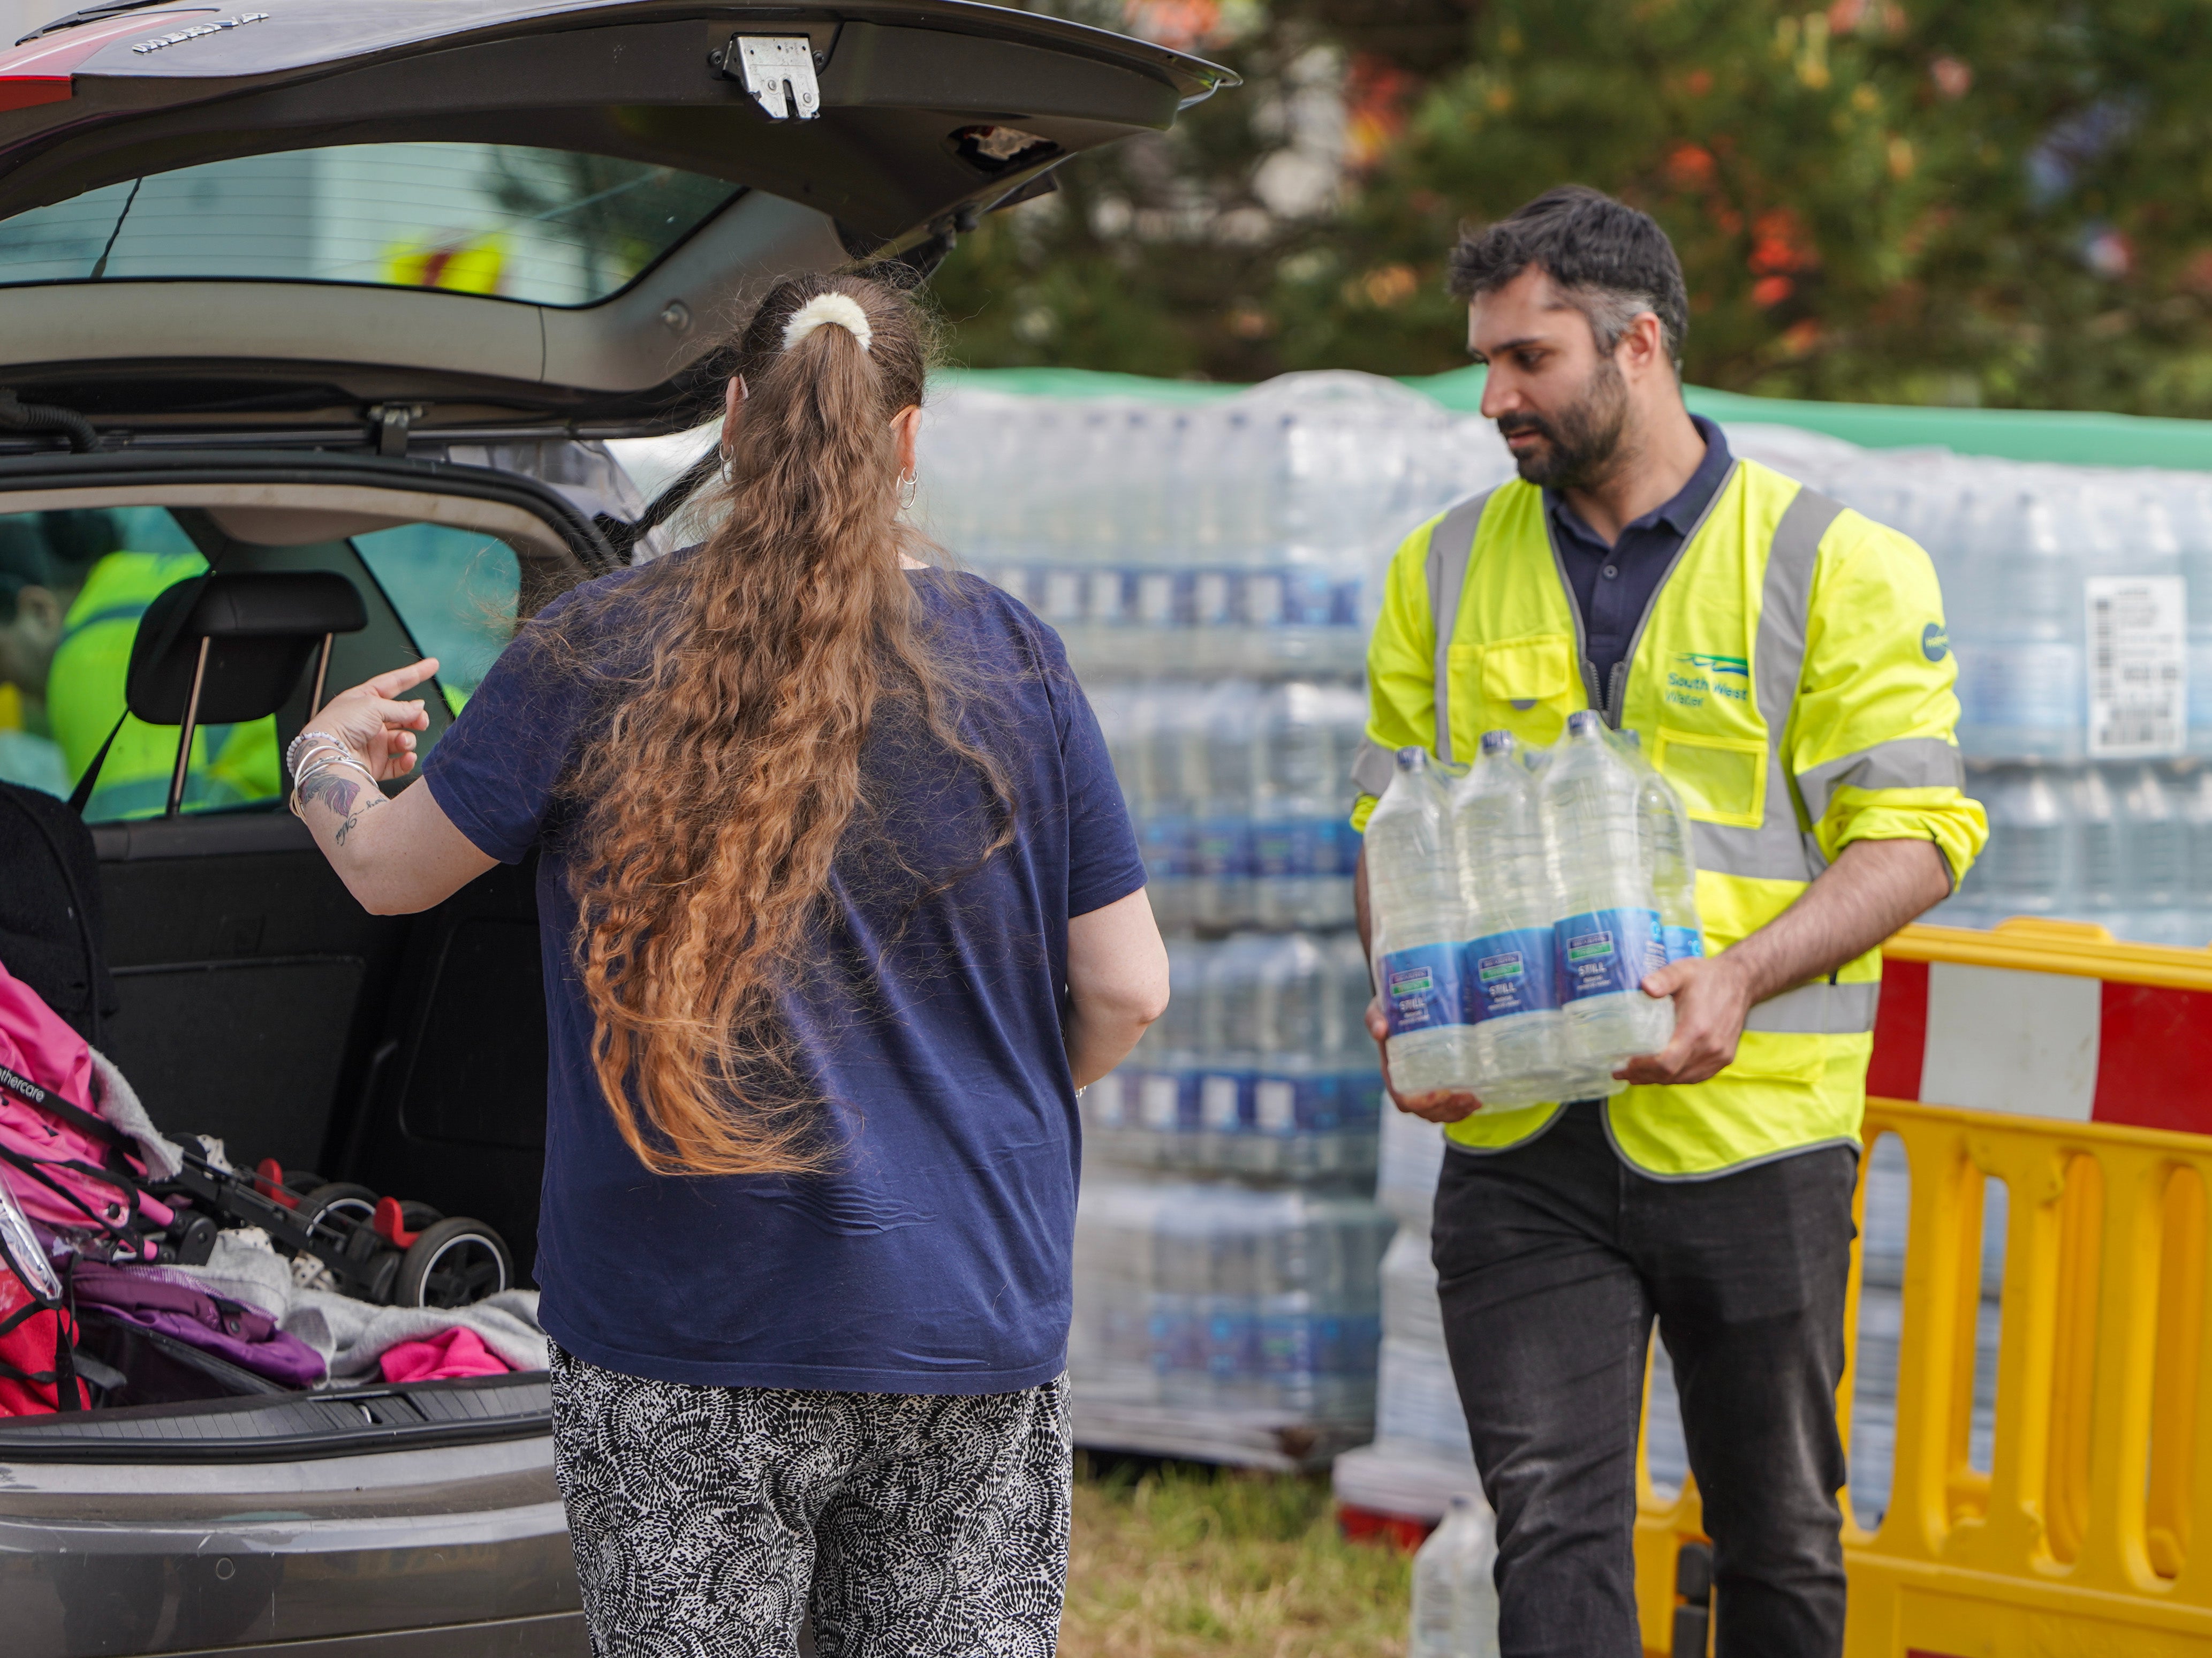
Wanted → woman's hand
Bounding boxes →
[1365,997,1483,1124]
[306,658,440,781]
[291,655,498,916]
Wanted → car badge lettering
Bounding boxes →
[133,11,269,52]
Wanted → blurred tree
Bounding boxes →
[931,0,2212,415]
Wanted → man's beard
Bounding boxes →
[1496,357,1630,491]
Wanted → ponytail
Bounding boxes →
[554,275,1012,1178]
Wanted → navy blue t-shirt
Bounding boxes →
[423,563,1145,1392]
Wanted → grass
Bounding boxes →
[1060,1455,1413,1658]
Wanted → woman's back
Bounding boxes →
[422,560,1143,1389]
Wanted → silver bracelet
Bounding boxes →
[287,741,352,777]
[285,728,351,777]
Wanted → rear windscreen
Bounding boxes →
[0,144,740,306]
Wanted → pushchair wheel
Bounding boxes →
[393,1217,513,1310]
[295,1182,376,1235]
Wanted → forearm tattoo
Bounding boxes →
[297,768,385,847]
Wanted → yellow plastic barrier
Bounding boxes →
[1633,919,2212,1656]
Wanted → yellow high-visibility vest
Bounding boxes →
[1354,458,1988,1177]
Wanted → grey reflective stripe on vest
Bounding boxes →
[1743,979,1880,1035]
[1796,736,1966,824]
[1690,484,1848,883]
[1424,492,1493,764]
[1350,735,1397,799]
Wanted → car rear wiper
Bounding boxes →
[18,0,172,46]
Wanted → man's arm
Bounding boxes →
[1617,837,1950,1086]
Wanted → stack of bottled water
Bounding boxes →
[1719,428,2212,946]
[1085,929,1382,1177]
[921,373,1491,682]
[1068,1179,1397,1441]
[1367,716,1693,1106]
[1330,1108,1481,1519]
[914,373,1513,1464]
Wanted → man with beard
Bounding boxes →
[1350,186,1987,1657]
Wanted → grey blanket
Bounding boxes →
[172,1229,548,1381]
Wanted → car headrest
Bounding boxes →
[125,571,368,728]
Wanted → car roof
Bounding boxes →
[0,0,1230,439]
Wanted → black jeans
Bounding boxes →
[1431,1102,1855,1658]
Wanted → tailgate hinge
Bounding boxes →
[369,403,422,457]
[710,35,822,120]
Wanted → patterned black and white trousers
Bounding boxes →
[548,1343,1073,1658]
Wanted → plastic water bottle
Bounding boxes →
[2118,763,2185,912]
[1957,481,2087,760]
[1969,763,2074,917]
[1542,711,1673,1077]
[1620,731,1704,963]
[1449,731,1566,1106]
[2075,763,2122,911]
[1254,680,1351,928]
[1195,680,1261,929]
[1408,1493,1501,1658]
[1366,749,1472,1095]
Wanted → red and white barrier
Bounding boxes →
[1870,925,2212,1137]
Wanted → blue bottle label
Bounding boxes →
[1192,816,1253,879]
[1139,815,1193,879]
[1556,908,1666,1002]
[1378,943,1465,1035]
[1663,925,1705,964]
[1337,820,1367,876]
[1461,927,1561,1021]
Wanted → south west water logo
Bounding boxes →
[1922,623,1950,662]
[1667,652,1751,707]
[1677,652,1749,677]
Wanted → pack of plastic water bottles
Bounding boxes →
[1367,713,1700,1108]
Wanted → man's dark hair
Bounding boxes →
[1447,186,1690,371]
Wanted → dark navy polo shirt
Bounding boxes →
[1546,413,1732,701]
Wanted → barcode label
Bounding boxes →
[2086,575,2187,758]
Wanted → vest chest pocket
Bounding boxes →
[1653,725,1768,828]
[1452,632,1578,744]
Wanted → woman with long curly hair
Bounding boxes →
[286,272,1169,1654]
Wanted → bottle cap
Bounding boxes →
[1396,746,1429,771]
[1479,729,1514,756]
[1566,710,1602,736]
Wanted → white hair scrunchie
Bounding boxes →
[781,292,874,354]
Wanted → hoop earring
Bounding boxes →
[719,449,734,485]
[899,472,919,510]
